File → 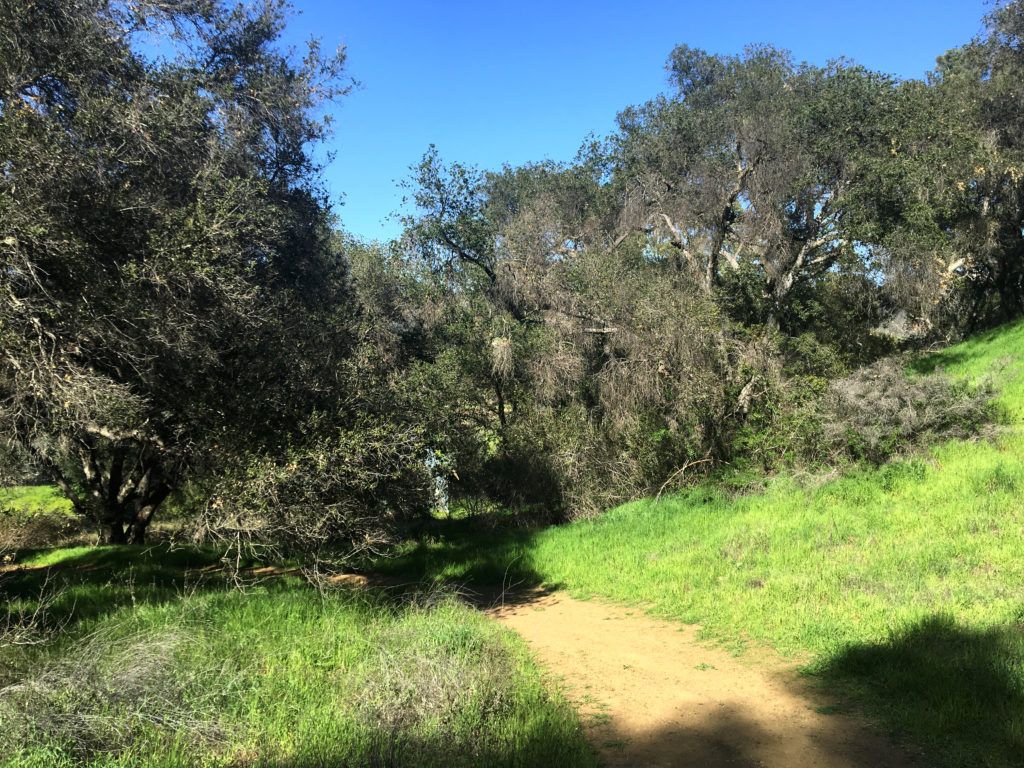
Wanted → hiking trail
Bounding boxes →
[487,590,921,768]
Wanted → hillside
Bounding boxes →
[381,319,1024,767]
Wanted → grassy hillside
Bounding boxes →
[0,547,594,768]
[0,486,74,516]
[1,487,80,552]
[378,319,1024,767]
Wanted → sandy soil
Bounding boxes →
[487,590,922,768]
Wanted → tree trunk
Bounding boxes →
[125,485,171,545]
[128,514,151,545]
[495,380,507,429]
[107,522,128,545]
[92,477,171,546]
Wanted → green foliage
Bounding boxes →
[400,152,765,518]
[395,9,1024,528]
[0,0,417,546]
[0,1,440,553]
[0,486,73,517]
[376,318,1024,768]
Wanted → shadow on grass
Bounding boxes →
[912,348,985,374]
[259,718,598,768]
[0,544,261,635]
[912,318,1023,376]
[587,703,916,768]
[264,684,920,768]
[1,521,556,638]
[811,613,1024,768]
[368,516,563,609]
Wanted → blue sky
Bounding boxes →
[278,1,990,242]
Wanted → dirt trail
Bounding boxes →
[2,557,921,766]
[488,590,920,768]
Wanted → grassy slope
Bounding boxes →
[0,547,595,768]
[0,486,73,516]
[379,319,1024,767]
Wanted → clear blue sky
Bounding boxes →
[278,1,989,243]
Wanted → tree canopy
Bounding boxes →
[0,0,370,544]
[395,2,1024,518]
[2,0,1021,543]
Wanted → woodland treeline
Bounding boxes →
[1,0,1021,549]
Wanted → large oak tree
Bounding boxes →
[0,0,358,543]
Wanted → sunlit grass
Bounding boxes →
[0,547,594,768]
[0,486,73,516]
[376,318,1024,767]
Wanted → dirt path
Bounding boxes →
[2,557,921,766]
[487,590,921,768]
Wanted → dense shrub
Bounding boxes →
[0,510,81,552]
[732,348,1002,474]
[801,356,1000,467]
[192,418,433,560]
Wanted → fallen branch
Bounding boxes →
[654,458,716,503]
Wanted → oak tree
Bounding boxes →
[0,0,354,543]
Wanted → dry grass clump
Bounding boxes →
[490,336,514,380]
[0,573,66,653]
[816,356,1001,466]
[356,617,513,729]
[0,510,84,552]
[0,626,231,760]
[349,598,539,759]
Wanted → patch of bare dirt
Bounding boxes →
[488,591,921,768]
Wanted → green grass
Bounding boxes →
[0,485,73,516]
[1,487,80,552]
[373,318,1024,767]
[4,320,1021,767]
[0,546,595,768]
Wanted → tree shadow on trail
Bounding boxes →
[251,702,914,768]
[369,516,562,610]
[258,716,596,768]
[590,703,919,768]
[811,612,1024,768]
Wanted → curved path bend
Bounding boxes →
[487,590,920,768]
